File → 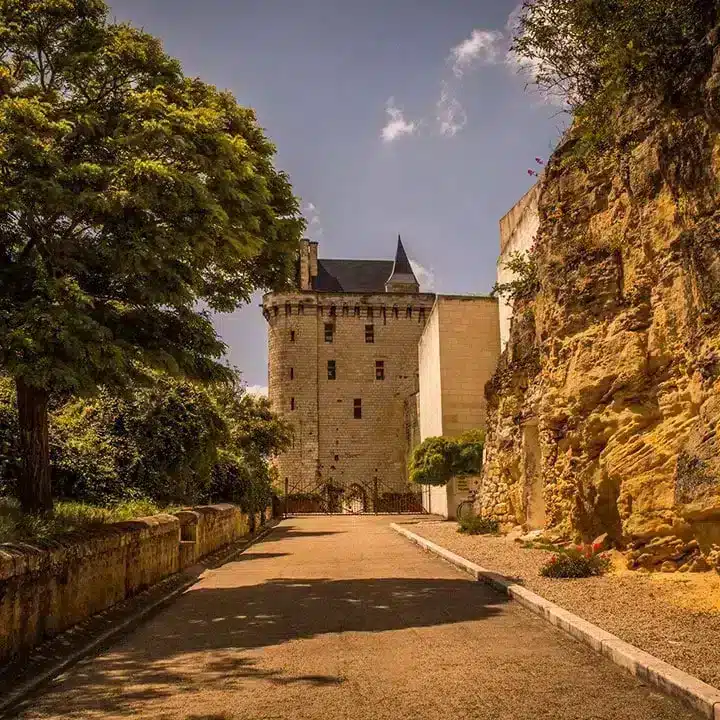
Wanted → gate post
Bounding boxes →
[284,477,289,518]
[373,477,378,514]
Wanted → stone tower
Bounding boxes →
[263,236,435,508]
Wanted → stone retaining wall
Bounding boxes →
[0,503,271,665]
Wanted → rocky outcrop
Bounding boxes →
[481,61,720,572]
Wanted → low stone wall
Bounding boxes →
[0,503,270,665]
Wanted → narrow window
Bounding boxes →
[285,302,292,316]
[329,305,336,317]
[354,305,361,317]
[290,330,296,342]
[273,305,279,316]
[290,367,294,380]
[419,307,426,322]
[342,304,349,317]
[393,306,399,319]
[298,302,304,315]
[327,360,336,380]
[290,397,296,411]
[406,306,413,318]
[353,398,362,419]
[365,324,374,343]
[375,360,385,381]
[367,307,374,319]
[324,323,334,343]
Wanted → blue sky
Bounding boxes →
[108,0,564,392]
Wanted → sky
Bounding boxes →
[107,0,564,394]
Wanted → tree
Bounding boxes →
[408,431,485,487]
[206,380,291,511]
[0,1,304,510]
[511,0,716,150]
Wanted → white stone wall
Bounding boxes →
[417,296,501,517]
[498,185,540,351]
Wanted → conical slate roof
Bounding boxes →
[386,235,419,289]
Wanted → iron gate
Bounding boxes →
[281,477,424,515]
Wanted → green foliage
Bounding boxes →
[0,496,169,544]
[491,251,539,304]
[512,0,717,154]
[0,371,292,511]
[51,375,228,504]
[409,429,485,486]
[539,545,611,578]
[0,378,19,496]
[457,514,499,535]
[0,0,303,508]
[409,437,455,487]
[452,429,486,476]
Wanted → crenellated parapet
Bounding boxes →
[262,292,436,326]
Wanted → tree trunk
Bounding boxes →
[16,377,53,513]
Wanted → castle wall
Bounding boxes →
[418,296,501,441]
[498,185,540,351]
[417,296,501,517]
[264,291,435,498]
[437,296,501,437]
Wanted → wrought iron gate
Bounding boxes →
[282,477,424,515]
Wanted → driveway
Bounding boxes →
[16,516,700,719]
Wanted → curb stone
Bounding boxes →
[390,523,720,720]
[0,520,280,719]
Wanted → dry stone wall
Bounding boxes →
[0,504,268,664]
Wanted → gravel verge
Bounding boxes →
[406,520,720,689]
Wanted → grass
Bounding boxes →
[457,514,500,535]
[0,497,178,544]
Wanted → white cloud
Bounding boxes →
[245,384,268,398]
[410,260,436,292]
[450,29,504,77]
[303,202,324,240]
[381,99,418,143]
[436,82,467,137]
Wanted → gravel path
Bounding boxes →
[407,520,720,689]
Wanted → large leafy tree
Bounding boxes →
[0,0,303,510]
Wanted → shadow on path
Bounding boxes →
[19,577,506,718]
[256,525,346,543]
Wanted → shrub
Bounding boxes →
[452,429,486,476]
[458,514,499,535]
[539,545,610,578]
[409,430,485,486]
[0,371,291,512]
[491,251,539,304]
[511,0,717,156]
[409,437,456,486]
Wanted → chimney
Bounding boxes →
[298,239,311,290]
[309,241,319,284]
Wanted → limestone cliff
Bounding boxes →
[481,59,720,572]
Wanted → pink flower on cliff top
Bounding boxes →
[535,157,545,165]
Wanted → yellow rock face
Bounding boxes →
[481,109,720,572]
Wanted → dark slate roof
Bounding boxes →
[314,259,395,293]
[391,236,414,276]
